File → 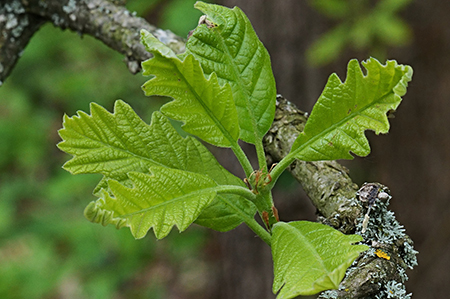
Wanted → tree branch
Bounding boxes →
[0,1,417,297]
[264,96,417,298]
[0,2,46,84]
[0,0,186,83]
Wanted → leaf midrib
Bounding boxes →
[291,91,395,158]
[173,55,238,146]
[209,13,261,141]
[119,187,218,217]
[282,223,327,274]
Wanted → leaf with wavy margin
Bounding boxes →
[272,221,368,298]
[84,166,218,239]
[141,30,239,148]
[185,1,277,144]
[290,58,412,161]
[58,101,256,233]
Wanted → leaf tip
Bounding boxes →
[140,30,177,59]
[194,1,207,10]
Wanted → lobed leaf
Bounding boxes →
[272,221,368,298]
[84,166,218,239]
[184,137,256,231]
[58,100,255,233]
[290,58,412,161]
[141,30,239,148]
[185,1,277,144]
[291,58,412,161]
[58,100,189,191]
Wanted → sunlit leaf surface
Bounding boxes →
[141,30,239,148]
[84,166,218,239]
[272,221,368,298]
[58,101,255,233]
[185,2,277,144]
[290,58,412,161]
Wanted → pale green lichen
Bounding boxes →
[318,186,418,298]
[62,0,77,14]
[357,198,408,245]
[320,290,338,299]
[1,0,29,41]
[402,241,418,269]
[357,197,418,273]
[376,280,412,299]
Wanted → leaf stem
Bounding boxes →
[216,185,257,203]
[231,144,254,177]
[255,139,268,172]
[243,217,272,246]
[267,152,296,190]
[215,186,271,246]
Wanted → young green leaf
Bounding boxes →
[184,137,257,232]
[84,166,218,239]
[290,58,412,161]
[58,100,189,191]
[58,100,256,232]
[141,30,239,148]
[272,221,368,298]
[186,1,277,144]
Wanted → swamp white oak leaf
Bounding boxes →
[58,101,256,233]
[290,58,412,161]
[141,30,239,148]
[272,221,368,298]
[84,166,219,239]
[185,1,277,144]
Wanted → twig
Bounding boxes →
[0,0,185,83]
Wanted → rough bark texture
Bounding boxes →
[0,1,418,298]
[265,96,417,299]
[0,2,46,85]
[0,0,185,83]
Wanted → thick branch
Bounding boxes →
[0,2,46,84]
[0,0,185,83]
[264,96,417,298]
[1,1,416,297]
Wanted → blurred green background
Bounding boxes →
[0,1,215,298]
[0,0,415,298]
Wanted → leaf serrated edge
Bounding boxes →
[189,1,277,145]
[84,167,219,239]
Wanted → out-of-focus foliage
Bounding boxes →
[0,1,212,298]
[307,0,412,66]
[128,0,206,37]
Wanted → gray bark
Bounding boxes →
[0,1,417,298]
[264,96,417,299]
[0,0,185,83]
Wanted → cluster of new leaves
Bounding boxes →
[58,2,412,298]
[58,102,256,237]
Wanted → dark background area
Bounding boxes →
[0,0,448,298]
[220,1,447,298]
